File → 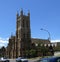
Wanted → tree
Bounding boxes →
[49,45,54,55]
[0,46,6,57]
[30,49,36,57]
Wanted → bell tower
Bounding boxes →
[16,9,31,57]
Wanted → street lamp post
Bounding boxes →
[40,28,51,41]
[40,28,54,55]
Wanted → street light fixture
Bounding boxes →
[40,28,51,41]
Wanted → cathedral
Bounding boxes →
[6,9,50,58]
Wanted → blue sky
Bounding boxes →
[0,0,60,47]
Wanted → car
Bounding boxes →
[0,58,9,62]
[0,57,16,62]
[16,57,28,62]
[0,57,28,62]
[37,56,60,62]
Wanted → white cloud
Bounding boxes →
[51,40,60,42]
[0,37,9,48]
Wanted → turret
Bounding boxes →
[28,10,30,17]
[20,8,23,16]
[16,11,19,18]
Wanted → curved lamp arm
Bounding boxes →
[40,28,50,41]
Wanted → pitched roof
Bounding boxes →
[31,38,50,44]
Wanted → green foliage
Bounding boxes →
[0,46,6,57]
[30,49,36,57]
[25,49,36,58]
[54,46,60,51]
[37,44,49,56]
[25,44,54,58]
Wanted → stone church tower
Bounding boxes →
[16,9,31,57]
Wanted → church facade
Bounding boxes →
[6,9,32,58]
[6,10,50,58]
